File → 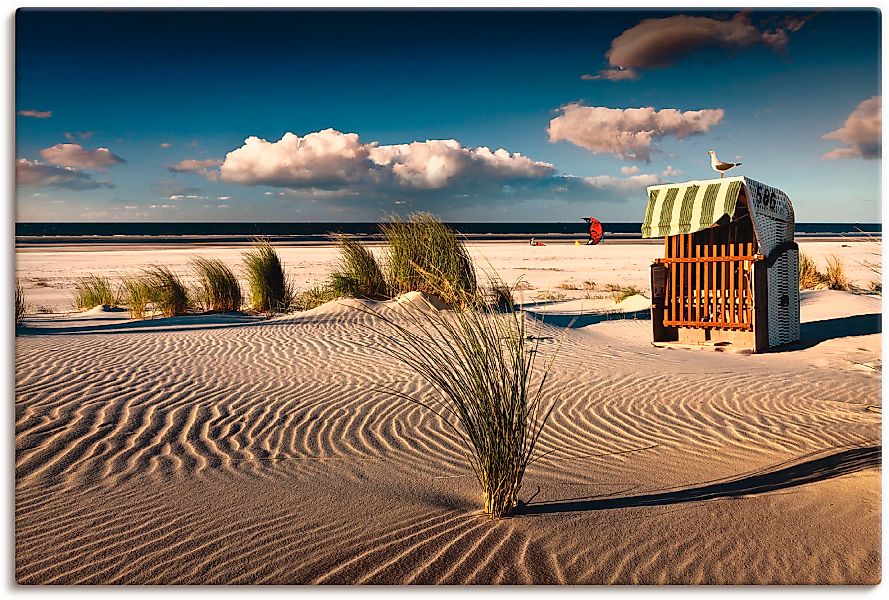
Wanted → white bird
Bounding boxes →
[708,150,742,178]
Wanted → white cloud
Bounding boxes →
[16,159,113,191]
[218,128,554,190]
[369,139,553,189]
[823,96,881,160]
[661,165,683,178]
[17,109,52,118]
[168,158,223,180]
[168,194,208,200]
[39,143,125,169]
[583,165,685,193]
[548,103,724,162]
[160,142,172,149]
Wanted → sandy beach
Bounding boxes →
[14,239,881,584]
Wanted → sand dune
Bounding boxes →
[15,284,880,584]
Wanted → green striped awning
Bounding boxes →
[641,177,743,238]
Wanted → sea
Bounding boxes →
[15,222,882,245]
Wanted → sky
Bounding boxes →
[14,8,881,223]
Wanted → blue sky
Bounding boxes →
[15,9,881,222]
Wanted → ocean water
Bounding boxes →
[15,222,881,244]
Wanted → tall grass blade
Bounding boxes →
[143,266,189,317]
[191,256,242,312]
[328,234,388,300]
[358,295,558,519]
[243,239,294,312]
[15,278,26,324]
[71,275,118,310]
[381,213,477,307]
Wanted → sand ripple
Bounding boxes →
[15,295,881,583]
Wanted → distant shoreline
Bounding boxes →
[15,231,881,250]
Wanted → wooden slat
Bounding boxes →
[670,235,677,323]
[729,242,736,324]
[712,232,718,326]
[703,237,709,323]
[678,235,685,323]
[746,242,753,325]
[721,242,727,325]
[664,319,753,331]
[660,255,757,263]
[694,237,700,322]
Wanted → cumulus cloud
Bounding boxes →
[17,109,52,118]
[584,166,683,192]
[589,12,815,80]
[218,128,554,190]
[548,103,724,162]
[16,158,113,190]
[39,143,125,169]
[169,158,223,180]
[822,96,881,160]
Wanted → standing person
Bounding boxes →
[583,217,604,245]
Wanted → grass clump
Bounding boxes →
[327,235,388,300]
[121,276,152,319]
[243,239,294,312]
[143,266,189,317]
[71,275,118,310]
[381,213,477,307]
[798,252,826,290]
[364,292,557,519]
[191,257,242,312]
[295,285,341,311]
[824,255,851,291]
[537,290,567,302]
[15,278,26,324]
[486,278,515,311]
[609,285,644,304]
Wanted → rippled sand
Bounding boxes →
[15,286,880,584]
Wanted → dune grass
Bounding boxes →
[798,252,825,290]
[364,291,556,519]
[71,275,118,310]
[243,239,294,312]
[824,255,851,291]
[381,213,477,307]
[327,235,388,300]
[295,284,342,311]
[608,284,645,304]
[15,278,26,324]
[143,266,189,317]
[486,277,515,311]
[121,276,152,319]
[191,257,242,312]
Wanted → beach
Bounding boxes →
[14,239,882,584]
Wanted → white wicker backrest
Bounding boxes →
[742,177,795,256]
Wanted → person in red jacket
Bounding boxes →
[583,217,604,245]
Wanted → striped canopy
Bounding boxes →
[641,177,744,238]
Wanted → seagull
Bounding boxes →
[708,150,742,178]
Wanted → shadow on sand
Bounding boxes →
[525,309,650,329]
[16,313,266,336]
[516,446,880,515]
[791,313,882,351]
